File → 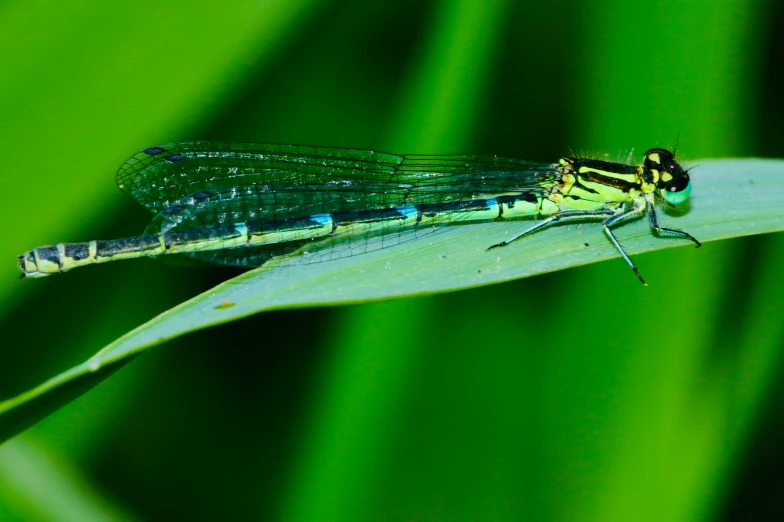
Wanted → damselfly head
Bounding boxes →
[644,148,692,205]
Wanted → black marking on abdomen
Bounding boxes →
[333,208,411,226]
[248,216,330,236]
[497,193,538,205]
[19,251,34,270]
[97,235,162,256]
[416,199,493,217]
[496,193,539,217]
[64,243,90,261]
[35,246,62,268]
[164,226,243,249]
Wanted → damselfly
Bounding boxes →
[18,143,700,285]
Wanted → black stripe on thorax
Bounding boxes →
[570,158,639,174]
[576,171,640,193]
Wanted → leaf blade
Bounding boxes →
[1,157,782,442]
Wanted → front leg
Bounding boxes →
[645,193,701,247]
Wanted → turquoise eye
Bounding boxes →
[661,180,691,205]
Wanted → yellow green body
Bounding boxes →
[18,143,699,284]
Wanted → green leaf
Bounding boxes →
[1,157,782,442]
[0,436,133,521]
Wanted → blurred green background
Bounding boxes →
[1,0,783,520]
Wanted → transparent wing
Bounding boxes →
[128,142,560,269]
[118,142,558,214]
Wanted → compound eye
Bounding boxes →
[661,179,691,205]
[665,176,689,193]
